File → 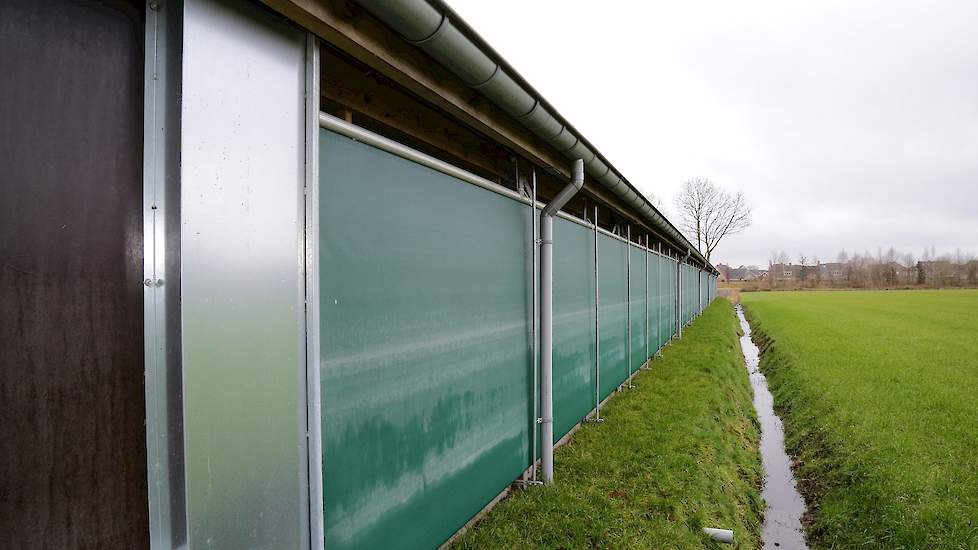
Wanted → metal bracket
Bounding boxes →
[535,417,552,424]
[512,479,544,490]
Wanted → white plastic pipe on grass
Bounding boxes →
[703,527,734,544]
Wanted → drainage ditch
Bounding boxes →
[736,305,808,550]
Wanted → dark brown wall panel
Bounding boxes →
[0,1,148,547]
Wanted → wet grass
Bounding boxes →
[742,290,978,548]
[452,300,763,549]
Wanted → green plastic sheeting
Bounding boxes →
[598,234,628,398]
[649,252,662,353]
[319,129,532,550]
[552,217,597,440]
[628,244,647,371]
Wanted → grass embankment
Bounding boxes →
[453,300,762,549]
[742,290,978,548]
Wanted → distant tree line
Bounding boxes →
[718,247,978,289]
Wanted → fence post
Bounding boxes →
[530,169,539,483]
[590,206,602,422]
[625,226,633,388]
[677,254,683,338]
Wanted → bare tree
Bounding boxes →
[674,178,752,261]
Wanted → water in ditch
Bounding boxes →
[736,305,808,550]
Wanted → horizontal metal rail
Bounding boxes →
[319,112,598,232]
[320,112,691,257]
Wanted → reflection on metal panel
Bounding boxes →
[320,130,531,550]
[181,0,306,547]
[598,234,628,398]
[553,217,597,440]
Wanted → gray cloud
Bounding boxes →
[451,0,978,266]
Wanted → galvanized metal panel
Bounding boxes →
[181,0,307,547]
[319,130,532,550]
[553,217,597,440]
[598,234,628,397]
[629,244,647,369]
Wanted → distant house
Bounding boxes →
[717,263,766,282]
[717,264,731,282]
[819,262,847,283]
[770,263,818,283]
[743,267,767,281]
[770,263,798,281]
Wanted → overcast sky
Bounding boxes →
[450,0,978,267]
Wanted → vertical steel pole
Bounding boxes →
[303,33,324,550]
[677,252,682,338]
[531,169,538,483]
[143,4,176,544]
[626,226,633,388]
[593,206,602,421]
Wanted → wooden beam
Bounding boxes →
[261,0,571,177]
[321,46,513,180]
[262,0,700,261]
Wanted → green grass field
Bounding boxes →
[742,290,978,548]
[453,300,762,549]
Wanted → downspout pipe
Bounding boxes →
[539,158,585,484]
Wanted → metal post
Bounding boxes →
[303,33,324,550]
[677,252,682,338]
[530,169,539,483]
[591,206,602,422]
[625,226,633,388]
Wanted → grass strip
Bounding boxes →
[743,290,978,548]
[453,300,762,549]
